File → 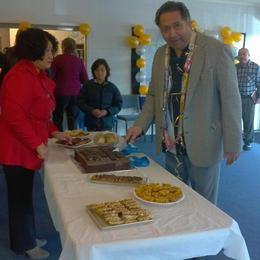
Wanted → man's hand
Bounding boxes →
[224,152,240,165]
[163,131,178,151]
[256,98,260,104]
[125,126,143,143]
[36,143,48,160]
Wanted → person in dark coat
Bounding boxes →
[78,58,122,131]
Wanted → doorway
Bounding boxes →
[0,23,88,66]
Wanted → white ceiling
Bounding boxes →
[200,0,260,6]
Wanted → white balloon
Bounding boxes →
[135,71,146,83]
[136,46,146,56]
[232,46,239,58]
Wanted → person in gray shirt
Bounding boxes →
[236,48,260,151]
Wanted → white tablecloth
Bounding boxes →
[43,140,250,260]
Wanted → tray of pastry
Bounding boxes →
[89,173,148,186]
[93,132,119,146]
[56,137,93,149]
[86,198,152,230]
[64,129,90,138]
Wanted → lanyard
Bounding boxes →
[162,31,197,144]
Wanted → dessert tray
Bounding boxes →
[93,132,119,146]
[71,155,135,174]
[73,145,132,173]
[89,172,148,186]
[64,129,90,139]
[55,137,93,149]
[134,183,184,206]
[86,198,152,230]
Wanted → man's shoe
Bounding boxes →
[243,144,252,151]
[36,238,47,247]
[26,246,50,259]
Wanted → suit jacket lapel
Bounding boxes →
[185,33,206,108]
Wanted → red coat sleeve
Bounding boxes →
[48,121,59,137]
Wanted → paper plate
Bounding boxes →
[55,139,93,149]
[133,190,184,206]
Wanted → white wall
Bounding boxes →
[9,28,85,55]
[1,0,260,94]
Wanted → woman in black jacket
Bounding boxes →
[78,58,122,131]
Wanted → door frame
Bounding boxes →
[0,23,88,66]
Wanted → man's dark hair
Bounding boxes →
[15,28,58,61]
[91,58,110,81]
[155,1,191,26]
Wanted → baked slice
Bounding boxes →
[56,137,91,147]
[91,174,144,184]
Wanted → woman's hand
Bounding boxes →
[99,110,108,118]
[92,109,102,118]
[36,143,48,159]
[92,109,107,118]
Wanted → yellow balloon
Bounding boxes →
[191,20,198,30]
[220,26,232,38]
[139,34,152,46]
[136,58,146,68]
[139,85,149,96]
[223,35,234,46]
[79,23,91,35]
[133,24,145,37]
[234,59,239,65]
[231,32,242,42]
[18,21,31,31]
[127,36,139,48]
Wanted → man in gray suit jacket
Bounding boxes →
[126,1,242,205]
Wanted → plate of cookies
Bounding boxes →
[134,183,184,206]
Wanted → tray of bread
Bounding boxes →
[86,198,152,229]
[93,132,119,146]
[89,173,148,186]
[134,183,184,206]
[64,129,90,138]
[56,137,92,149]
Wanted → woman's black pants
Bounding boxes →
[3,165,37,254]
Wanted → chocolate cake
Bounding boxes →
[74,146,131,173]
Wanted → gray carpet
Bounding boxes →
[0,135,259,259]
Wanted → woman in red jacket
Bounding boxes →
[0,28,71,259]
